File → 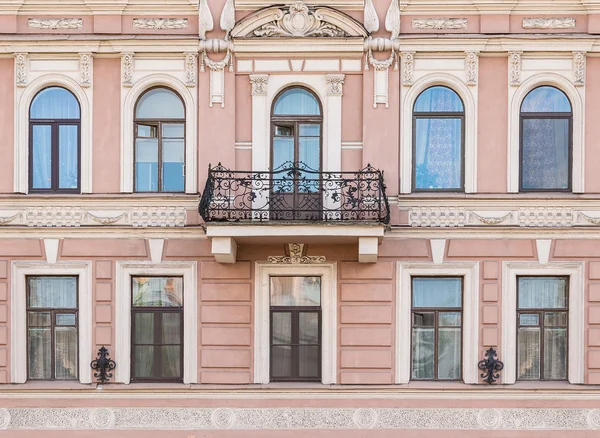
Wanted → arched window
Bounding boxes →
[520,86,572,191]
[134,87,185,192]
[413,86,465,191]
[29,87,81,193]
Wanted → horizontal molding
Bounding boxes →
[234,141,252,150]
[341,141,363,150]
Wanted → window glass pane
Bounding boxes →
[299,312,319,344]
[55,327,78,380]
[270,276,321,307]
[134,312,155,344]
[56,314,76,326]
[518,327,541,379]
[163,123,184,138]
[298,136,320,191]
[299,124,320,136]
[135,138,158,192]
[414,86,464,113]
[275,125,293,136]
[273,88,320,116]
[136,88,184,119]
[137,124,157,138]
[28,277,77,309]
[521,86,571,113]
[521,118,569,190]
[412,312,434,326]
[543,327,567,379]
[30,87,80,119]
[437,327,461,380]
[520,314,539,326]
[272,136,294,175]
[58,125,78,189]
[161,313,181,344]
[133,277,183,307]
[414,118,462,190]
[161,345,181,378]
[544,312,568,327]
[272,312,291,345]
[299,346,319,378]
[412,327,434,379]
[412,277,462,308]
[28,327,51,379]
[439,312,461,327]
[518,277,568,309]
[162,139,184,192]
[28,312,51,327]
[134,346,154,378]
[31,125,52,189]
[271,345,292,378]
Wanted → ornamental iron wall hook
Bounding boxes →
[478,347,504,384]
[90,346,116,384]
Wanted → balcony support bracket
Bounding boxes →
[358,236,379,263]
[212,236,238,264]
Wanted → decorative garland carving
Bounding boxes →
[470,212,511,226]
[121,53,133,87]
[185,52,197,87]
[522,18,575,29]
[466,51,478,86]
[79,53,91,88]
[325,74,345,95]
[132,18,188,30]
[86,212,128,225]
[268,244,326,264]
[412,18,467,30]
[579,212,600,225]
[573,51,585,87]
[28,18,83,30]
[509,52,521,86]
[0,212,21,225]
[250,75,268,96]
[15,53,27,88]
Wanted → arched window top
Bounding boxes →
[30,87,80,120]
[414,86,464,113]
[135,87,184,119]
[273,87,321,116]
[521,86,572,113]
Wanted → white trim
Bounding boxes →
[400,72,478,194]
[114,261,198,384]
[121,73,198,193]
[501,262,584,384]
[507,73,584,193]
[10,261,93,384]
[396,262,480,384]
[15,74,93,194]
[252,75,341,172]
[254,262,337,384]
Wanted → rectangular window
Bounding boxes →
[270,276,321,381]
[411,277,462,380]
[27,276,78,380]
[131,277,183,382]
[517,276,568,380]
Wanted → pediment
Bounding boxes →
[231,1,369,38]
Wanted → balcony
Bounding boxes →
[199,162,389,263]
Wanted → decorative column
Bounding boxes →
[250,74,269,172]
[325,74,344,173]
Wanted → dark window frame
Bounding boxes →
[269,275,322,382]
[411,86,466,193]
[26,275,79,381]
[130,275,184,383]
[28,87,81,194]
[133,86,186,193]
[410,276,464,381]
[516,275,569,381]
[519,86,573,193]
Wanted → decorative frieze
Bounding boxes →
[412,18,468,30]
[465,51,478,86]
[14,53,27,88]
[79,53,92,88]
[509,52,521,87]
[573,51,586,87]
[518,207,573,228]
[28,18,83,30]
[130,207,187,228]
[250,74,268,96]
[268,243,326,264]
[184,52,197,87]
[1,407,599,430]
[410,207,467,228]
[325,74,345,95]
[121,53,133,87]
[522,18,576,29]
[132,18,188,30]
[402,52,414,87]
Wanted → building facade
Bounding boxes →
[0,0,600,436]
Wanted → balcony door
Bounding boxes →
[271,87,323,220]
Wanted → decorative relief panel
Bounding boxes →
[412,18,468,30]
[79,53,92,88]
[185,52,197,87]
[409,207,467,228]
[121,53,133,87]
[267,243,326,264]
[402,52,414,87]
[325,74,345,95]
[250,74,268,95]
[28,18,83,30]
[132,18,188,30]
[518,207,573,228]
[573,51,585,87]
[509,52,521,87]
[522,18,576,29]
[465,51,478,86]
[1,407,600,430]
[14,53,27,88]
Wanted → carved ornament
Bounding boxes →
[522,18,575,29]
[470,212,511,226]
[132,18,188,30]
[402,51,414,86]
[509,52,521,87]
[573,51,585,87]
[325,74,345,95]
[385,0,400,40]
[250,74,268,96]
[465,51,478,86]
[267,244,326,264]
[15,53,27,88]
[79,53,92,88]
[28,18,83,30]
[412,18,467,30]
[199,0,214,39]
[121,53,134,87]
[363,0,379,34]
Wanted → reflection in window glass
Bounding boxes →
[273,88,320,116]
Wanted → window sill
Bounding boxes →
[2,381,96,391]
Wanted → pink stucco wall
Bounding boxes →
[0,59,14,193]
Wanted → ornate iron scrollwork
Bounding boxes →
[90,346,116,384]
[199,161,390,224]
[478,347,504,384]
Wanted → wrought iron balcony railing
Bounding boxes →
[199,162,390,224]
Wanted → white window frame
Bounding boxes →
[15,74,92,194]
[114,261,198,384]
[396,262,480,384]
[508,72,584,193]
[254,262,337,384]
[400,72,478,194]
[121,73,198,193]
[10,261,93,384]
[501,262,584,384]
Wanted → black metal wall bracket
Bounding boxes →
[90,346,116,384]
[478,347,504,384]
